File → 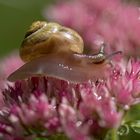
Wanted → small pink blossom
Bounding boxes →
[107,58,140,106]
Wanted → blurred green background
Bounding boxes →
[0,0,54,58]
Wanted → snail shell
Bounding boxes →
[7,21,121,83]
[20,21,84,62]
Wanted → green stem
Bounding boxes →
[111,129,119,140]
[104,128,119,140]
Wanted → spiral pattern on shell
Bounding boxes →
[20,21,84,62]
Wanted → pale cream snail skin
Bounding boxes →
[7,21,121,83]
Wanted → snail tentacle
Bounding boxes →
[73,45,106,64]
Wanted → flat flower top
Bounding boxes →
[0,50,140,140]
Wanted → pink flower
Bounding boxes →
[45,0,140,56]
[107,58,140,106]
[59,102,90,140]
[0,52,23,90]
[0,52,23,110]
[1,54,140,139]
[0,75,122,139]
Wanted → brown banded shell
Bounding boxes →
[20,21,84,62]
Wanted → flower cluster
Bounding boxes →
[0,56,140,139]
[45,0,140,57]
[0,53,23,111]
[0,52,23,90]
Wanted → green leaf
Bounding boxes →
[130,120,140,134]
[117,124,130,136]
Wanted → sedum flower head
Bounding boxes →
[0,56,140,139]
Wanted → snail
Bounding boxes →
[7,21,121,83]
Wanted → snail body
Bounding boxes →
[8,21,121,83]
